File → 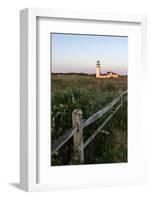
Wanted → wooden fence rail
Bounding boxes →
[51,90,127,164]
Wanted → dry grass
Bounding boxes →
[51,74,128,166]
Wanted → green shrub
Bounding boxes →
[105,81,116,91]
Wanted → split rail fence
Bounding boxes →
[51,90,127,164]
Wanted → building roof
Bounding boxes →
[107,72,118,75]
[100,73,107,76]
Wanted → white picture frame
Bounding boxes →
[20,8,147,192]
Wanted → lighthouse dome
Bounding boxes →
[97,60,100,65]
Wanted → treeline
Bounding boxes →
[51,72,127,78]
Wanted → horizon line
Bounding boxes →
[51,72,128,75]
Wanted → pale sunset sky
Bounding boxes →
[51,33,128,75]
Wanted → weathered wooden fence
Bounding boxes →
[51,90,127,164]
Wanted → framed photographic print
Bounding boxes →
[20,8,147,191]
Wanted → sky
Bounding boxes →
[51,33,128,75]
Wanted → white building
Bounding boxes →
[96,60,119,78]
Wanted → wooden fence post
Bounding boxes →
[72,109,84,164]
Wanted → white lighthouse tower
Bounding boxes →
[96,60,101,77]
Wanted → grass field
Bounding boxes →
[51,74,128,166]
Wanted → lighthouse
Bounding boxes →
[95,60,119,78]
[96,60,101,77]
